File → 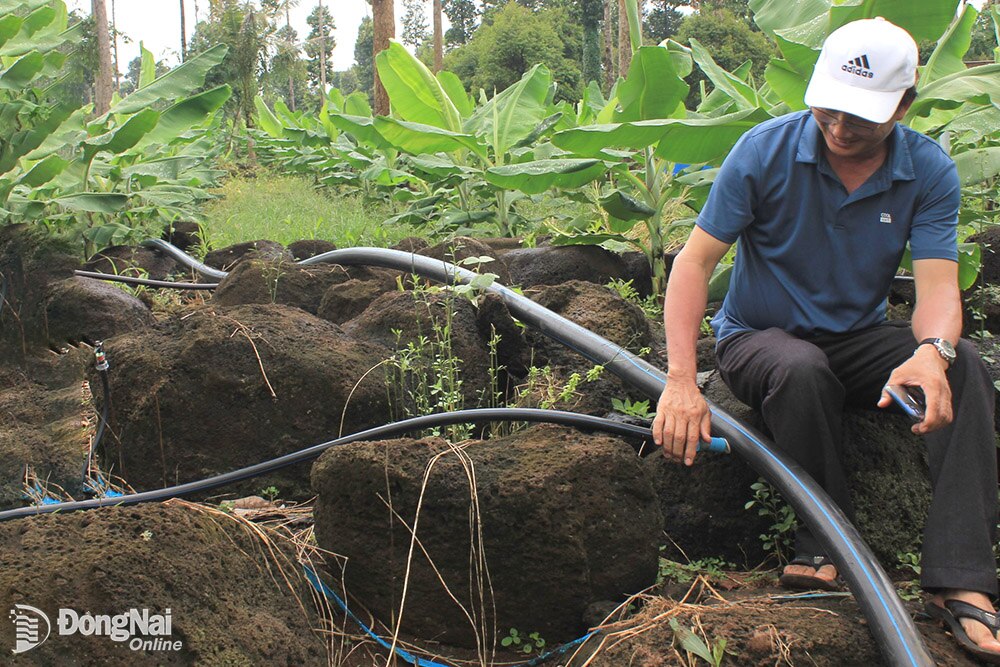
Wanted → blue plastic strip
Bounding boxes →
[303,565,597,667]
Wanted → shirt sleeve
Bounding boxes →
[909,158,959,262]
[695,131,760,245]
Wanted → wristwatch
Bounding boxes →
[918,338,956,367]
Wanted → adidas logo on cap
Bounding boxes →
[842,54,874,79]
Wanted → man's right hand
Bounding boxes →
[652,378,712,466]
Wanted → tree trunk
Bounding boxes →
[603,0,614,90]
[179,0,187,61]
[318,0,327,98]
[433,0,443,73]
[617,0,631,78]
[111,0,120,90]
[92,0,113,114]
[286,0,294,111]
[372,0,395,115]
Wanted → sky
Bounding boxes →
[65,0,402,74]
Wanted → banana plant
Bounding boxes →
[365,40,606,237]
[0,3,232,256]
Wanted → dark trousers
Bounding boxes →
[716,322,998,595]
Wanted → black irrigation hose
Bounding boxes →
[141,238,226,280]
[97,241,934,666]
[74,270,219,290]
[0,408,669,522]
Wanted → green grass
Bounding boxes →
[200,174,410,251]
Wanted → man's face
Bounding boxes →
[810,105,905,159]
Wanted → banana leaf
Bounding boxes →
[466,65,551,158]
[615,46,688,122]
[483,159,605,194]
[375,40,461,132]
[110,44,228,115]
[53,192,129,213]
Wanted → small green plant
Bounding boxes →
[611,396,655,420]
[657,551,735,586]
[895,550,923,601]
[668,618,731,667]
[260,486,279,502]
[500,628,546,655]
[605,278,664,321]
[745,480,797,563]
[513,363,604,410]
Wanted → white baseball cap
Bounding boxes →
[804,17,918,124]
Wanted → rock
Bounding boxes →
[971,335,1000,438]
[44,277,155,346]
[162,221,202,252]
[311,425,663,647]
[521,280,658,414]
[287,239,337,260]
[203,240,292,271]
[505,246,628,288]
[91,304,392,499]
[83,245,177,280]
[212,259,353,314]
[963,285,1000,337]
[416,236,511,286]
[0,504,326,665]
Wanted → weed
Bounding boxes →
[896,551,922,601]
[612,397,655,420]
[605,278,664,321]
[500,628,546,655]
[669,618,731,667]
[657,552,735,586]
[260,486,279,502]
[745,480,797,563]
[512,363,604,411]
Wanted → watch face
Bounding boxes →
[934,339,956,362]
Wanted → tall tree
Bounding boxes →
[603,0,613,89]
[304,2,334,98]
[269,24,307,110]
[443,0,477,46]
[372,0,395,115]
[580,0,602,85]
[92,0,113,114]
[432,0,442,72]
[353,16,375,104]
[617,0,631,77]
[644,1,684,44]
[179,0,187,60]
[401,0,429,48]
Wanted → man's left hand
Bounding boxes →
[877,344,952,434]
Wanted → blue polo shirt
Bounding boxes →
[698,111,959,342]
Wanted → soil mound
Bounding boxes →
[83,245,177,280]
[416,236,512,285]
[212,258,353,314]
[311,424,663,648]
[522,280,658,414]
[342,289,525,409]
[203,240,292,271]
[92,303,392,498]
[0,502,326,666]
[44,277,155,347]
[580,590,974,666]
[654,372,932,565]
[287,238,337,260]
[505,245,628,288]
[0,352,92,510]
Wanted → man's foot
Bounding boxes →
[778,556,841,591]
[926,590,1000,663]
